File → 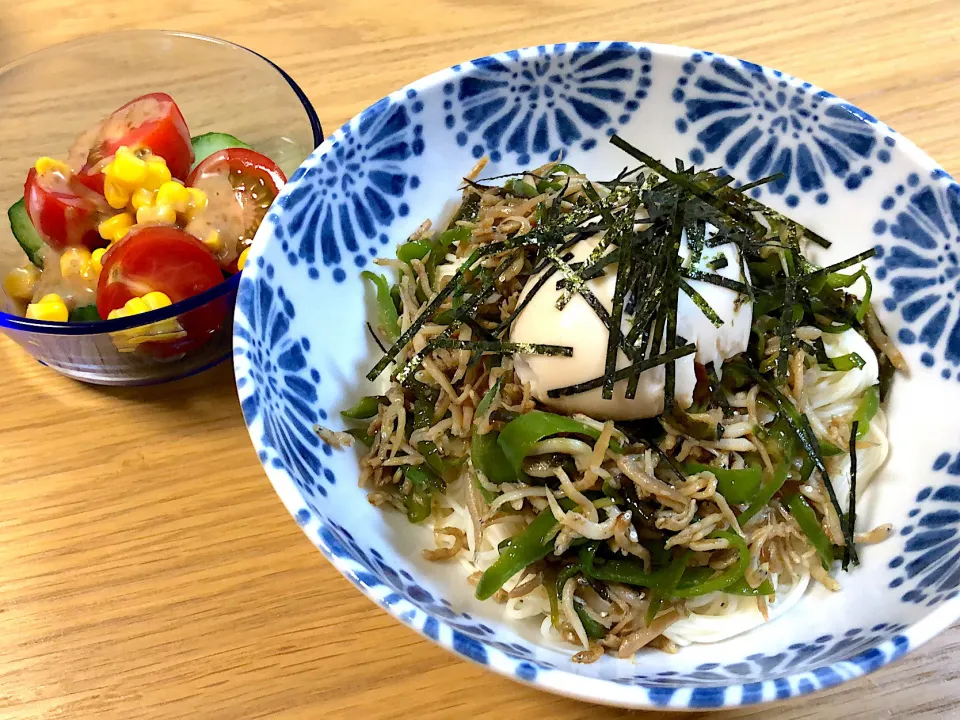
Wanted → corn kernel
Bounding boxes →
[237,247,251,271]
[184,187,208,222]
[4,264,40,301]
[141,291,173,311]
[104,178,131,210]
[35,157,71,176]
[187,187,208,212]
[156,181,190,212]
[202,230,223,253]
[91,248,107,274]
[25,293,68,322]
[137,204,177,226]
[143,157,172,190]
[105,146,148,186]
[107,292,172,319]
[59,247,94,279]
[106,291,185,351]
[131,187,156,211]
[99,212,135,242]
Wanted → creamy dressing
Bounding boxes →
[184,172,246,264]
[185,167,273,266]
[30,247,97,309]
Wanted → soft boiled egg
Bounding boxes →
[510,228,753,421]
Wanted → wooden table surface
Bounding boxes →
[2,1,959,718]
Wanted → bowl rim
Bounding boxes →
[0,28,324,335]
[235,39,956,710]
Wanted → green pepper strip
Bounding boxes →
[345,427,373,447]
[684,462,762,504]
[823,352,866,371]
[574,599,608,640]
[645,551,689,624]
[818,440,846,457]
[360,270,401,342]
[397,239,432,264]
[786,493,835,570]
[498,410,622,475]
[403,465,442,524]
[578,542,690,589]
[672,530,750,598]
[471,431,520,484]
[543,565,561,625]
[723,576,775,596]
[340,395,385,420]
[476,509,558,600]
[853,385,879,439]
[474,375,504,423]
[504,178,539,198]
[738,461,791,526]
[668,569,775,596]
[436,225,471,249]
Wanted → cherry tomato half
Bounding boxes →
[24,167,108,251]
[186,148,286,271]
[75,93,193,194]
[97,226,226,357]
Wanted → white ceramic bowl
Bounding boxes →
[234,42,960,710]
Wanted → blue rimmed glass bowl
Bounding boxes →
[0,30,322,385]
[236,42,960,709]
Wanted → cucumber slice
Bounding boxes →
[190,133,252,170]
[8,198,45,268]
[69,304,101,322]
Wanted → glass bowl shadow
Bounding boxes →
[0,30,323,385]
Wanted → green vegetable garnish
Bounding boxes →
[684,462,762,504]
[786,493,835,570]
[497,411,622,476]
[340,395,385,420]
[475,509,559,600]
[361,270,401,342]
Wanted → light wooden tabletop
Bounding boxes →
[1,1,958,718]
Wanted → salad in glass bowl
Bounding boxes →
[5,92,284,357]
[0,30,321,385]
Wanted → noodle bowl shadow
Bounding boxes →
[234,42,960,709]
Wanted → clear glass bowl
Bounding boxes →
[0,30,323,385]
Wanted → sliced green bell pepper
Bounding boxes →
[340,395,385,420]
[471,431,520,484]
[497,410,621,476]
[684,462,763,504]
[476,509,559,600]
[361,270,401,342]
[785,493,835,570]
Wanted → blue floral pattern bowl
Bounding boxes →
[234,43,960,709]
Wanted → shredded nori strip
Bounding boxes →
[679,279,724,328]
[367,322,388,354]
[804,248,877,279]
[431,338,573,356]
[663,198,686,412]
[681,268,752,296]
[844,420,860,570]
[548,343,696,398]
[736,173,786,193]
[776,274,797,381]
[603,234,634,399]
[706,255,729,271]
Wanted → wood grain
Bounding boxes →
[1,1,958,717]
